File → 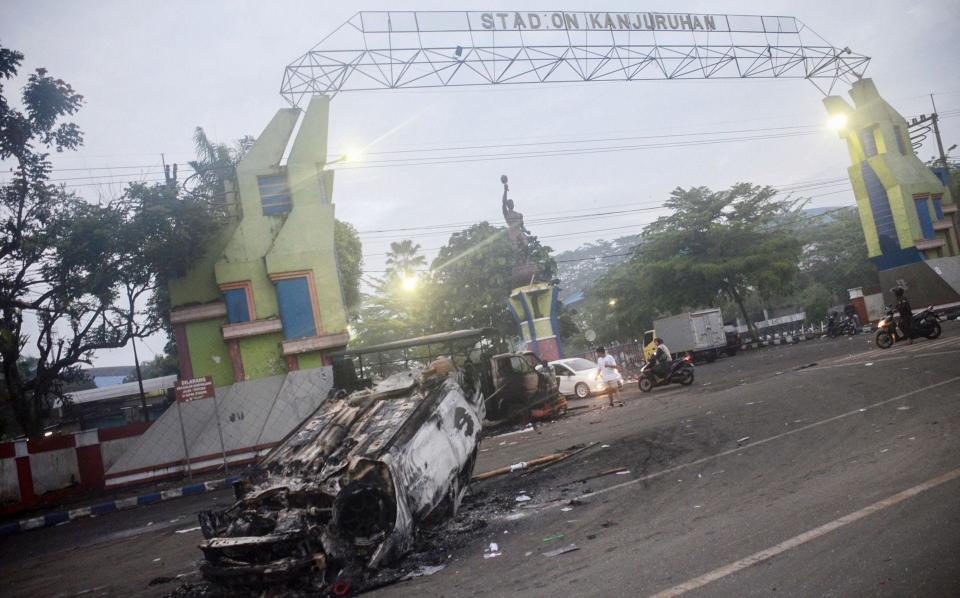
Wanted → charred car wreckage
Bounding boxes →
[193,329,563,595]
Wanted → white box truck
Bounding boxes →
[642,308,727,362]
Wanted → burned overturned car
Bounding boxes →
[194,329,558,594]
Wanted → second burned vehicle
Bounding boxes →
[194,329,562,594]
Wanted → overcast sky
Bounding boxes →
[3,0,959,368]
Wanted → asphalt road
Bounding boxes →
[1,326,958,597]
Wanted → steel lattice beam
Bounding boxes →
[281,11,870,105]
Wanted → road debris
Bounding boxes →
[515,494,532,502]
[490,424,535,439]
[484,543,502,559]
[175,526,201,534]
[737,436,751,445]
[564,467,629,486]
[402,564,446,579]
[543,543,580,557]
[542,534,565,543]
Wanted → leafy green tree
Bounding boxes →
[799,207,878,301]
[428,222,556,338]
[589,184,803,340]
[352,224,559,345]
[351,240,431,346]
[579,259,657,345]
[799,283,835,323]
[122,351,178,382]
[334,220,363,313]
[0,47,215,437]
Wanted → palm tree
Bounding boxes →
[385,240,427,279]
[186,127,237,210]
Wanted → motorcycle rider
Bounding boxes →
[827,311,839,335]
[893,287,913,345]
[651,338,672,382]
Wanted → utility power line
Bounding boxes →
[356,185,853,246]
[8,108,955,187]
[360,204,857,272]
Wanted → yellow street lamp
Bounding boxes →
[827,114,848,130]
[401,273,419,292]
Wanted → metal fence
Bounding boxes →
[104,369,334,487]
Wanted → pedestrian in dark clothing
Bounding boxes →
[893,287,913,345]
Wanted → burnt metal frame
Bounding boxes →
[280,10,870,105]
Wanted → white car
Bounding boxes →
[549,357,624,399]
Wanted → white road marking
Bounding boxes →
[527,376,958,513]
[647,466,960,597]
[802,348,960,370]
[830,336,959,364]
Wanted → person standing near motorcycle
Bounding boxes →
[894,287,913,345]
[595,347,623,407]
[652,338,672,381]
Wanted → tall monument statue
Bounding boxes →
[500,174,530,257]
[499,175,564,361]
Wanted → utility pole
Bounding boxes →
[162,153,178,188]
[930,94,948,170]
[131,336,149,422]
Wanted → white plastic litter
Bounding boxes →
[484,543,502,559]
[515,494,531,502]
[402,564,446,580]
[543,543,580,557]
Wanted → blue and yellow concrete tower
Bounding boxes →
[508,283,563,361]
[824,79,960,304]
[824,79,958,265]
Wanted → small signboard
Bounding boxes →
[175,376,215,403]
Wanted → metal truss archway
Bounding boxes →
[280,10,871,105]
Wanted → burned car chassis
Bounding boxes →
[193,329,559,595]
[197,362,482,594]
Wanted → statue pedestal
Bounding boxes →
[511,262,540,287]
[507,283,563,361]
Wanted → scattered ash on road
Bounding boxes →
[170,405,730,597]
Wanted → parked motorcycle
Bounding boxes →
[827,312,860,338]
[875,305,942,348]
[638,355,695,392]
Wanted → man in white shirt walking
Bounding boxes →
[595,346,622,407]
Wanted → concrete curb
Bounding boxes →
[0,476,240,536]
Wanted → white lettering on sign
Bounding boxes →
[474,12,728,32]
[175,375,215,403]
